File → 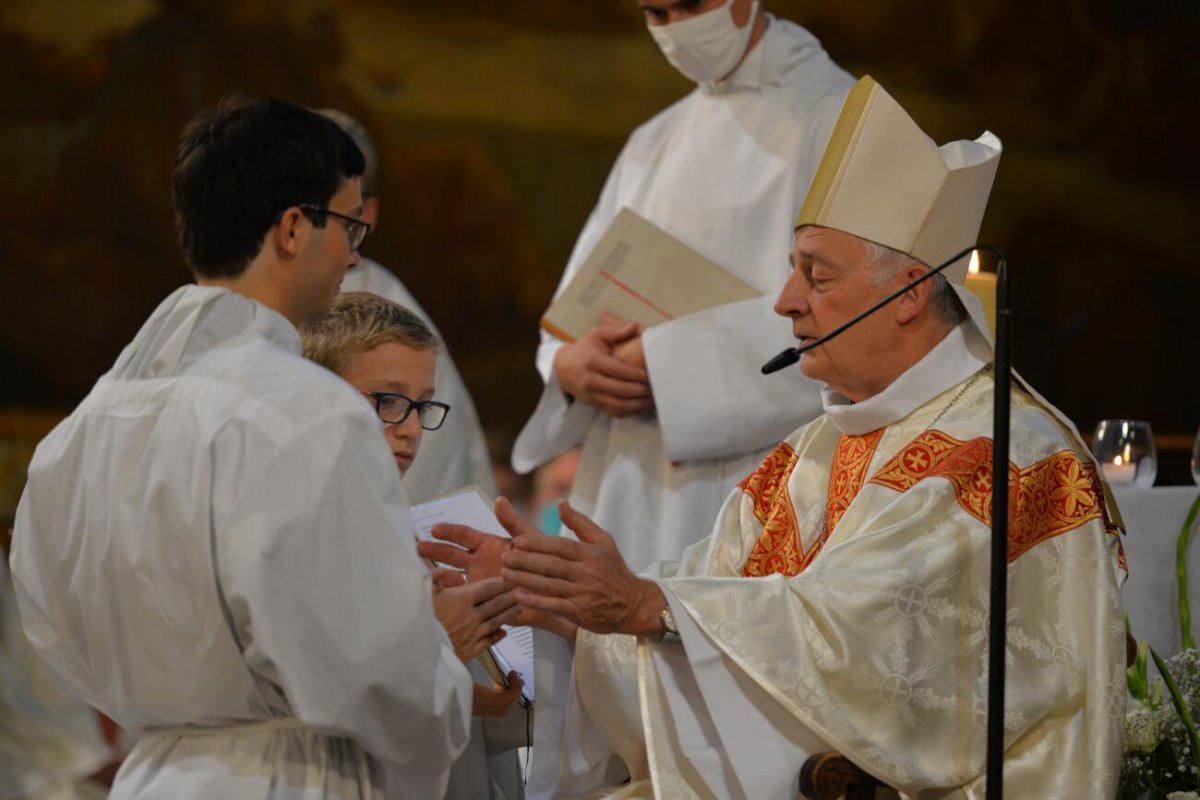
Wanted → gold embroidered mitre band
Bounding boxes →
[794,76,1002,284]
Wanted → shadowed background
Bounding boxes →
[1,0,1198,501]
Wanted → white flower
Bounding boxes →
[1126,707,1161,753]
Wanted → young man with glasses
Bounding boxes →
[302,291,529,800]
[9,95,517,800]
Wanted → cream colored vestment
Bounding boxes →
[544,324,1126,799]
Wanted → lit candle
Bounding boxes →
[964,251,997,336]
[1101,454,1136,485]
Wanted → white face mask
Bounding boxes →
[647,0,760,85]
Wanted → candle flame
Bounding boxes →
[1114,455,1123,466]
[969,251,981,274]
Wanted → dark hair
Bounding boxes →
[172,95,365,278]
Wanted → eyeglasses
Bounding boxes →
[296,204,372,251]
[362,391,451,430]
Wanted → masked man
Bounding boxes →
[513,0,854,572]
[428,77,1127,798]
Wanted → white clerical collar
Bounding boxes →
[822,322,992,435]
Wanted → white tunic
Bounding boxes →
[9,286,473,799]
[512,18,855,573]
[341,259,498,502]
[545,324,1127,798]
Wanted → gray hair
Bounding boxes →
[860,239,968,327]
[316,108,379,198]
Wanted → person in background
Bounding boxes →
[318,109,497,502]
[529,448,580,536]
[301,291,529,800]
[511,6,853,786]
[0,557,116,800]
[513,0,854,573]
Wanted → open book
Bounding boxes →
[411,486,534,708]
[541,207,761,342]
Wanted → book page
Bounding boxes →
[411,486,535,699]
[541,207,761,342]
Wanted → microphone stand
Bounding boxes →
[761,245,1011,798]
[986,254,1010,799]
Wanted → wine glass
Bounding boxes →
[1092,419,1157,488]
[1191,425,1200,486]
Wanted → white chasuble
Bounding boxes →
[548,328,1126,798]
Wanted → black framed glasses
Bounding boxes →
[362,391,451,430]
[296,204,372,251]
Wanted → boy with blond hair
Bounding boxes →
[301,291,528,800]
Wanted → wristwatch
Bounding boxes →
[658,605,681,645]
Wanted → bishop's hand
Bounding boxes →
[501,500,665,638]
[420,498,579,639]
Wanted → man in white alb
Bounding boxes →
[514,0,854,572]
[9,96,517,800]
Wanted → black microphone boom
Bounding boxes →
[760,244,996,375]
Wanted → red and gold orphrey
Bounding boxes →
[739,427,1114,579]
[869,429,1109,562]
[823,430,885,540]
[741,430,883,578]
[739,442,802,577]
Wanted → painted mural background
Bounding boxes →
[1,0,1197,513]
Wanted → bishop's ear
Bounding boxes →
[894,265,934,325]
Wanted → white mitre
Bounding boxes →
[794,75,1002,338]
[794,79,1121,506]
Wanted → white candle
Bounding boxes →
[1102,457,1136,485]
[964,252,997,336]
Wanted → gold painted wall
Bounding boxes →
[1,0,1197,486]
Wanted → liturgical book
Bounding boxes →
[541,207,760,342]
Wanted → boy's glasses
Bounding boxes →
[362,391,450,430]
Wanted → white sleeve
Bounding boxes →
[511,372,598,474]
[642,294,824,461]
[216,407,472,795]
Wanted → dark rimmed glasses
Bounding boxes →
[362,391,451,430]
[295,204,372,251]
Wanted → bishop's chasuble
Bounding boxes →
[541,323,1126,799]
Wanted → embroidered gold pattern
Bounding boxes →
[869,430,1107,561]
[824,429,885,540]
[740,442,804,577]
